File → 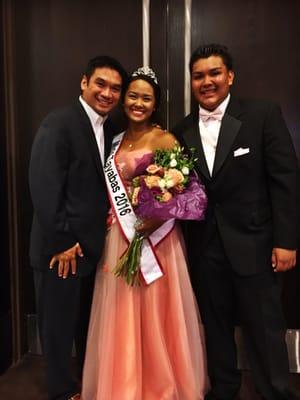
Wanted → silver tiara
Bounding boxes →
[131,66,158,84]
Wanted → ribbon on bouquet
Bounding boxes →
[104,132,175,284]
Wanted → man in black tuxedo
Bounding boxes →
[172,44,299,400]
[29,56,127,400]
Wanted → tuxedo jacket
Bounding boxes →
[172,97,299,276]
[29,100,115,276]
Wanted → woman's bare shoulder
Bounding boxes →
[151,128,178,150]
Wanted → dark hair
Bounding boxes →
[84,55,128,91]
[122,74,161,108]
[122,70,161,123]
[189,44,233,73]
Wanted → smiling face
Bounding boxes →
[123,79,156,124]
[81,67,122,116]
[191,55,234,111]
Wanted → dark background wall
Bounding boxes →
[0,1,12,374]
[190,0,300,327]
[191,0,300,153]
[1,0,144,367]
[1,0,300,371]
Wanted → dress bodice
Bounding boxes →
[116,148,153,181]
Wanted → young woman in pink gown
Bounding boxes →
[81,67,209,400]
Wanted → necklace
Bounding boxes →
[125,126,153,150]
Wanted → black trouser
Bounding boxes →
[192,230,291,400]
[34,268,95,400]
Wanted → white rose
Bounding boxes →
[181,166,189,175]
[159,179,166,189]
[169,159,177,167]
[166,179,174,189]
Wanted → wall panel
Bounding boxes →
[2,0,144,365]
[190,0,300,327]
[1,0,300,369]
[0,0,12,373]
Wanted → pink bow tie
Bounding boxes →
[199,108,223,122]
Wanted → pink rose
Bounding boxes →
[144,175,162,189]
[164,168,184,187]
[160,191,173,202]
[146,164,165,177]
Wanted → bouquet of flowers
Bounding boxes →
[114,145,207,286]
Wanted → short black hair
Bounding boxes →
[189,44,233,73]
[84,55,128,91]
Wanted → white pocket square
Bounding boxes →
[234,147,250,157]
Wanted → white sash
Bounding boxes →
[104,132,175,284]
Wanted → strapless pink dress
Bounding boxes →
[81,148,209,400]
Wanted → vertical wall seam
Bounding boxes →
[2,0,22,363]
[166,0,170,129]
[142,0,150,66]
[184,0,192,116]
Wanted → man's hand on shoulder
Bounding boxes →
[271,247,297,272]
[49,243,83,278]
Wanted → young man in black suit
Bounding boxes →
[29,56,127,400]
[172,44,299,400]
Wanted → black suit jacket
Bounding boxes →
[172,97,299,276]
[29,100,115,276]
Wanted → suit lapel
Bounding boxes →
[183,113,211,180]
[75,101,105,181]
[104,120,115,161]
[212,97,243,177]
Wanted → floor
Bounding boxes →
[0,354,47,399]
[0,354,299,399]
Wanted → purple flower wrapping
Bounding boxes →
[132,153,154,176]
[135,176,207,221]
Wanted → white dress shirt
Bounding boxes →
[198,94,230,175]
[79,96,107,166]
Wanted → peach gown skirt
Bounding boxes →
[81,149,209,400]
